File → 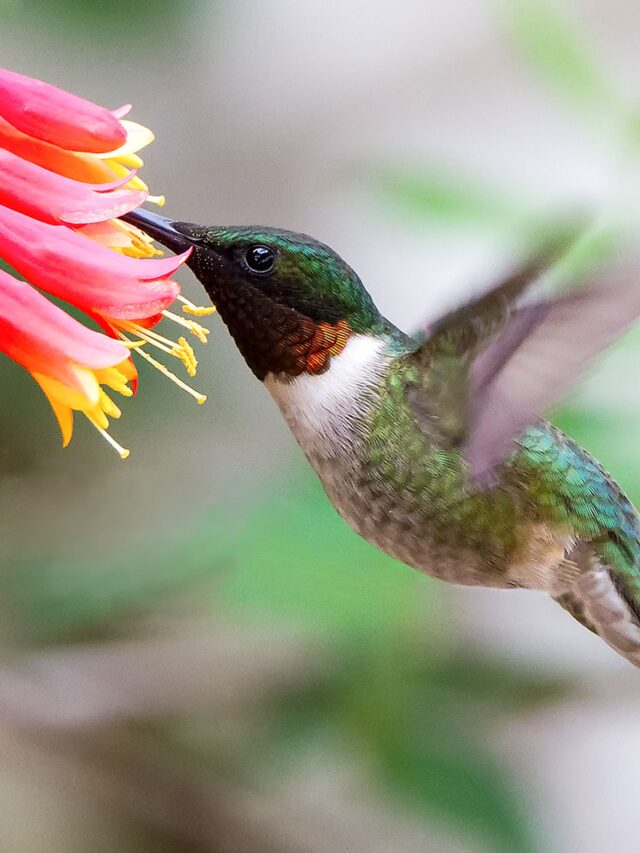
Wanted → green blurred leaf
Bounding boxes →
[376,728,538,853]
[2,506,241,640]
[501,0,624,119]
[365,165,581,246]
[15,0,205,39]
[416,655,573,711]
[262,641,565,853]
[2,466,437,644]
[345,648,546,852]
[222,469,438,643]
[366,165,541,231]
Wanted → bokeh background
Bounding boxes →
[1,1,640,851]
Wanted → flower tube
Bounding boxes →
[0,268,135,456]
[0,205,208,399]
[0,68,126,152]
[0,68,211,455]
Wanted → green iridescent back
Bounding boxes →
[355,349,640,597]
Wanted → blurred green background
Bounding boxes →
[1,1,640,851]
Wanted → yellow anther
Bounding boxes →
[118,314,209,382]
[177,294,216,317]
[120,227,163,258]
[180,337,198,375]
[162,309,210,343]
[126,341,207,404]
[170,336,198,377]
[114,306,211,406]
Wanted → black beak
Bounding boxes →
[122,208,199,255]
[123,208,229,309]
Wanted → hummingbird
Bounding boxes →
[126,208,640,667]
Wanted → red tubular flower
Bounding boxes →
[0,148,147,224]
[0,268,136,456]
[0,68,213,456]
[0,116,117,183]
[0,204,209,394]
[0,204,187,322]
[0,114,163,205]
[0,73,164,256]
[0,68,126,153]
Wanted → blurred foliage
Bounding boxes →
[2,467,571,852]
[367,0,640,509]
[500,0,625,120]
[365,165,548,235]
[0,0,205,39]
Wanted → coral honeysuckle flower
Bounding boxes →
[0,115,120,183]
[0,203,183,317]
[0,68,126,153]
[0,204,208,397]
[92,119,164,204]
[0,69,164,253]
[0,114,163,203]
[0,267,136,457]
[0,147,147,224]
[0,68,213,457]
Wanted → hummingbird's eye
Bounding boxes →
[244,244,276,274]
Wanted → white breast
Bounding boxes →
[264,333,388,457]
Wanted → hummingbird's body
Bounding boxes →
[126,209,640,666]
[269,331,640,610]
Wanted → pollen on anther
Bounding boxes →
[177,294,216,317]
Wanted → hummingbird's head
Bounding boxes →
[124,209,384,380]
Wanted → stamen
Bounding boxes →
[120,322,174,349]
[99,389,122,419]
[119,221,163,258]
[83,413,130,459]
[130,344,207,404]
[117,323,197,375]
[120,325,173,355]
[162,309,209,343]
[176,336,198,377]
[177,294,216,317]
[96,368,134,396]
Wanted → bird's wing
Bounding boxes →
[404,241,640,485]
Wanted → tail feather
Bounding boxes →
[555,558,640,667]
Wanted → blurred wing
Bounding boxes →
[467,276,640,482]
[406,252,640,486]
[405,247,566,449]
